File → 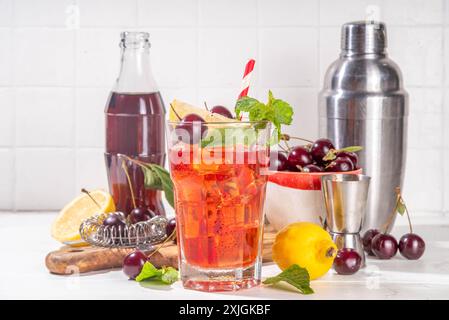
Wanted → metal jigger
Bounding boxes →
[321,174,371,267]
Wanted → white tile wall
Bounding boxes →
[0,89,14,146]
[0,149,14,210]
[14,0,74,27]
[0,29,12,86]
[0,0,13,28]
[15,88,74,147]
[15,148,75,210]
[0,0,447,218]
[13,29,75,86]
[78,0,136,27]
[137,0,198,27]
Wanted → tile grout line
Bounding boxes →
[73,0,79,196]
[442,0,447,216]
[11,13,16,212]
[317,0,322,97]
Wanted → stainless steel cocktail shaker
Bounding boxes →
[319,21,408,232]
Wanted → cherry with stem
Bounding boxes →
[396,188,426,260]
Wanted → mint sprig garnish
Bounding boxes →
[118,155,174,208]
[135,261,179,284]
[235,90,294,140]
[141,163,174,208]
[263,264,314,295]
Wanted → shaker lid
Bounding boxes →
[341,21,387,54]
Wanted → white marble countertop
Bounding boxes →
[0,213,448,300]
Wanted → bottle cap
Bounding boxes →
[341,21,387,54]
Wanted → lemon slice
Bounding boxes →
[51,190,116,245]
[169,99,234,123]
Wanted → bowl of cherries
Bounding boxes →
[266,137,362,231]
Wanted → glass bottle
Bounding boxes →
[105,32,166,216]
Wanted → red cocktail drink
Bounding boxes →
[167,121,271,291]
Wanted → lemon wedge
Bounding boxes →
[51,190,116,245]
[169,99,234,123]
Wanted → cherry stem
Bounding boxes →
[203,101,209,111]
[81,188,101,209]
[121,159,137,210]
[147,227,177,259]
[277,144,288,153]
[382,201,397,234]
[170,103,182,120]
[119,154,149,170]
[282,139,292,152]
[280,134,314,144]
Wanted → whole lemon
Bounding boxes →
[272,222,337,280]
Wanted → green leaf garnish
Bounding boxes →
[139,163,174,208]
[263,264,314,295]
[135,262,162,282]
[160,266,179,284]
[135,262,179,285]
[235,90,293,142]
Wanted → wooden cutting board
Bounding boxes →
[45,228,277,275]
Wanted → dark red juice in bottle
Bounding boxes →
[105,32,166,216]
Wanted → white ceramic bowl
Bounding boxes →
[265,169,362,231]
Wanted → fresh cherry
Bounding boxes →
[362,229,380,256]
[176,113,207,144]
[301,164,324,173]
[333,248,362,275]
[326,156,354,172]
[270,151,288,171]
[287,146,313,171]
[103,212,126,238]
[336,151,359,169]
[310,138,335,164]
[123,250,147,279]
[371,233,398,259]
[103,212,126,228]
[399,233,425,260]
[210,105,233,119]
[166,217,177,236]
[128,207,154,224]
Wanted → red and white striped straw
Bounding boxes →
[238,59,255,99]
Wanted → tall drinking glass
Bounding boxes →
[166,120,271,292]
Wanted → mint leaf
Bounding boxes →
[235,91,294,142]
[235,96,263,118]
[143,167,162,189]
[135,262,162,282]
[135,262,179,285]
[263,264,314,295]
[148,164,174,208]
[272,98,294,127]
[139,164,174,208]
[160,266,179,284]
